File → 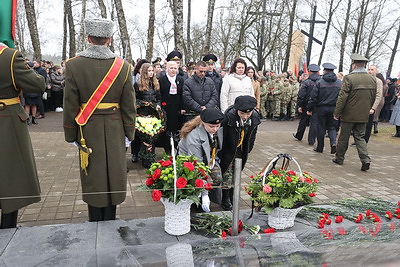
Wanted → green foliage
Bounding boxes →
[245,169,319,211]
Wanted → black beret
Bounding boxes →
[166,50,182,61]
[308,64,320,72]
[203,54,218,63]
[234,96,257,112]
[152,57,162,64]
[322,62,337,70]
[200,108,224,124]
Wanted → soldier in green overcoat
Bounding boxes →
[63,19,136,221]
[0,42,45,228]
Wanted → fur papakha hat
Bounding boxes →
[84,18,114,38]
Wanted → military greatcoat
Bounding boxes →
[63,46,136,207]
[0,45,45,214]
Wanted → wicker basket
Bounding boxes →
[166,243,194,267]
[161,198,193,235]
[267,206,304,229]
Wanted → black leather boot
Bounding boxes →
[31,116,38,125]
[393,126,400,137]
[373,121,378,134]
[221,189,232,211]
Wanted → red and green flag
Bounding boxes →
[0,0,17,48]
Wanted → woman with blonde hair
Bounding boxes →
[131,63,161,167]
[178,108,224,212]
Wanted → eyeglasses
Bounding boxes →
[198,70,207,73]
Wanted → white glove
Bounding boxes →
[201,194,211,213]
[69,141,78,147]
[125,136,131,148]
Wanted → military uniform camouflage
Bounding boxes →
[259,80,268,118]
[288,78,299,119]
[271,75,283,120]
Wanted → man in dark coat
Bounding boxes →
[293,64,320,145]
[183,60,219,121]
[307,63,342,153]
[218,96,261,210]
[0,42,45,228]
[63,18,136,222]
[333,53,376,171]
[203,54,223,103]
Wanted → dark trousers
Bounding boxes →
[88,205,116,222]
[52,90,64,108]
[336,122,370,164]
[0,210,18,229]
[364,113,374,143]
[294,112,310,141]
[315,106,337,152]
[37,94,45,116]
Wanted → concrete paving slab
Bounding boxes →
[0,229,15,256]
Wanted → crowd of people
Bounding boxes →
[2,17,400,228]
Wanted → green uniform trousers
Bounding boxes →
[336,122,371,164]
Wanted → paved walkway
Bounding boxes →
[16,112,400,227]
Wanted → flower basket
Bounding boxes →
[245,154,319,228]
[161,198,193,235]
[268,206,304,230]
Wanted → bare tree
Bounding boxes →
[98,0,107,18]
[387,23,400,76]
[169,0,184,53]
[114,0,132,62]
[338,0,352,72]
[62,9,67,60]
[184,0,191,61]
[23,0,41,60]
[318,0,342,65]
[282,0,298,71]
[145,0,156,60]
[203,0,216,55]
[78,0,87,52]
[65,0,76,57]
[351,0,371,54]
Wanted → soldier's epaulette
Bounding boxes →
[66,56,80,62]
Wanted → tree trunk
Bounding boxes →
[98,0,107,18]
[169,0,184,54]
[387,23,400,77]
[114,0,132,62]
[338,0,351,72]
[318,0,340,65]
[78,0,87,52]
[62,7,67,60]
[203,0,216,55]
[65,0,76,57]
[352,0,370,54]
[185,0,191,60]
[23,0,41,60]
[282,0,297,72]
[145,0,155,60]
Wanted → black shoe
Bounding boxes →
[289,117,294,121]
[350,143,356,147]
[31,117,38,125]
[332,158,343,165]
[221,189,232,211]
[26,118,31,125]
[131,155,138,163]
[330,145,337,154]
[313,148,322,153]
[272,117,280,121]
[292,133,300,141]
[361,162,370,171]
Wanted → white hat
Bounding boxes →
[84,18,114,38]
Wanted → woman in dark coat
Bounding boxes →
[158,61,185,153]
[218,96,261,210]
[132,63,161,167]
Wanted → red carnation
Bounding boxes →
[205,183,212,191]
[238,220,243,232]
[366,209,371,216]
[305,178,312,184]
[152,169,161,179]
[221,231,227,238]
[161,102,167,106]
[271,169,279,175]
[287,170,296,175]
[263,228,275,234]
[398,201,400,206]
[176,177,187,188]
[309,193,316,197]
[195,179,204,188]
[161,160,172,167]
[286,176,292,182]
[151,189,162,201]
[183,161,195,171]
[385,211,393,220]
[335,216,343,223]
[325,219,332,225]
[313,178,319,183]
[321,213,329,219]
[145,178,154,186]
[318,222,325,229]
